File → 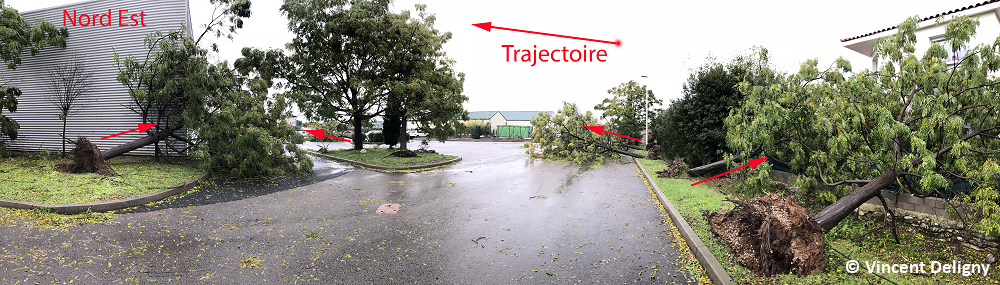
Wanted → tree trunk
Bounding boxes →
[61,119,67,158]
[352,116,363,150]
[399,119,408,151]
[686,159,729,176]
[814,171,898,231]
[101,126,178,160]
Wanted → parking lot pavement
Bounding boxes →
[0,141,697,284]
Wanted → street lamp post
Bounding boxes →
[641,75,648,146]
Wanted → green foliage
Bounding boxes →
[727,16,1000,232]
[525,102,606,165]
[114,0,311,177]
[382,110,401,147]
[653,48,779,167]
[236,1,467,150]
[594,80,659,141]
[367,131,384,143]
[462,121,490,139]
[0,1,69,154]
[0,2,69,70]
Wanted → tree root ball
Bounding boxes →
[706,193,826,276]
[64,137,113,176]
[389,150,418,157]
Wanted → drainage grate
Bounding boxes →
[377,203,400,214]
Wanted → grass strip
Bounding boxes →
[636,157,997,284]
[319,147,457,168]
[0,155,202,205]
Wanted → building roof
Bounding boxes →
[495,111,554,121]
[840,0,1000,43]
[467,111,498,120]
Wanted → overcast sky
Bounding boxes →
[7,0,981,118]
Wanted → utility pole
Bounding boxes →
[641,75,648,146]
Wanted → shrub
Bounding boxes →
[653,48,778,167]
[367,132,384,143]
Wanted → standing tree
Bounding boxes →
[236,0,467,150]
[0,1,69,156]
[43,55,94,157]
[594,80,659,143]
[654,50,779,167]
[382,104,402,147]
[726,15,1000,233]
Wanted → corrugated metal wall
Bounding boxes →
[0,0,192,155]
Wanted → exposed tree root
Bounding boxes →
[707,193,826,276]
[58,137,113,176]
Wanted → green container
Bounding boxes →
[496,125,532,138]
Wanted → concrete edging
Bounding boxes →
[0,172,210,214]
[634,158,734,285]
[307,150,461,171]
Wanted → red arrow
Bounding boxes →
[305,130,352,143]
[472,22,621,46]
[101,124,157,140]
[585,126,640,142]
[690,158,769,186]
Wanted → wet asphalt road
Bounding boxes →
[0,141,697,284]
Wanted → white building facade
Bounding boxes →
[843,1,1000,70]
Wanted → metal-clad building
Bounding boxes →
[0,0,192,155]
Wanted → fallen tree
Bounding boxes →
[725,15,1000,235]
[100,0,313,177]
[525,102,645,164]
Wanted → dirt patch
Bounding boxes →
[389,150,418,158]
[62,137,113,176]
[645,143,662,160]
[706,193,826,276]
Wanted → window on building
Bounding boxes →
[932,37,968,64]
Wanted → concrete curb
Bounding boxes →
[0,172,210,214]
[307,150,461,171]
[634,158,734,285]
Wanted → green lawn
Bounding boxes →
[319,147,457,168]
[0,155,203,205]
[636,158,997,285]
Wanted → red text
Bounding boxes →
[62,9,146,27]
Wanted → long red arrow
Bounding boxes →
[101,124,157,140]
[585,126,641,142]
[690,158,769,186]
[305,130,352,143]
[472,22,621,46]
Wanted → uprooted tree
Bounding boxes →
[525,102,645,165]
[97,0,313,177]
[726,15,1000,237]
